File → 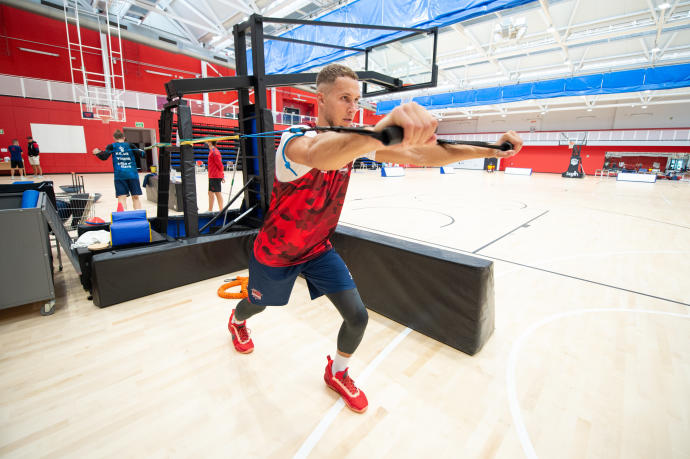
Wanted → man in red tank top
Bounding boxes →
[228,64,523,413]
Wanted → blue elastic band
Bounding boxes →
[281,132,305,177]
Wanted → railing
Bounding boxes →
[440,128,690,146]
[0,74,374,126]
[0,73,241,119]
[273,112,317,125]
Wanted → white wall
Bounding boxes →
[438,104,690,134]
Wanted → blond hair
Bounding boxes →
[316,64,358,88]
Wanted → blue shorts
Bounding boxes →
[114,178,142,197]
[247,248,356,306]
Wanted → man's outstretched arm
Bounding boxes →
[286,102,438,171]
[374,131,523,167]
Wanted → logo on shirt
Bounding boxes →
[251,288,263,301]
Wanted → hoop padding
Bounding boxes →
[218,276,248,299]
[331,225,494,356]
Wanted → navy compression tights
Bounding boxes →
[233,288,369,354]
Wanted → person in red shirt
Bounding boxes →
[206,140,225,212]
[228,63,523,413]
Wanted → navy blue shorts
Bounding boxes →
[208,178,222,192]
[114,178,142,197]
[247,248,356,306]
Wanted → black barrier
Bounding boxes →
[0,181,57,206]
[90,229,257,307]
[90,224,495,353]
[331,225,495,355]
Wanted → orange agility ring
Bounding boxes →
[218,276,249,299]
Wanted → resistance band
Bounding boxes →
[144,126,513,151]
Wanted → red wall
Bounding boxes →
[0,95,243,173]
[501,145,690,173]
[0,5,383,120]
[500,146,604,173]
[0,5,236,104]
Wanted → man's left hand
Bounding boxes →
[494,131,523,158]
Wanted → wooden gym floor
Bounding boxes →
[0,169,688,458]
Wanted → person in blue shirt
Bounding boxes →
[93,129,145,210]
[8,139,27,180]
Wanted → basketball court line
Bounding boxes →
[292,237,687,456]
[486,254,690,306]
[349,206,456,228]
[293,328,412,458]
[582,207,690,230]
[337,223,690,307]
[507,309,690,459]
[472,210,549,253]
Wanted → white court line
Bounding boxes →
[506,308,690,459]
[293,327,412,459]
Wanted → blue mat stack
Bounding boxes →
[110,210,151,246]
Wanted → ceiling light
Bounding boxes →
[501,114,507,118]
[658,2,671,10]
[587,108,592,111]
[494,17,528,42]
[547,26,555,33]
[642,105,648,109]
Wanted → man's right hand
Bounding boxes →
[374,102,438,147]
[92,148,100,155]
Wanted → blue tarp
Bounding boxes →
[376,63,690,114]
[476,87,502,103]
[532,79,565,96]
[452,90,476,106]
[429,93,453,108]
[501,82,532,102]
[252,0,537,74]
[564,74,602,95]
[602,68,645,93]
[645,64,690,89]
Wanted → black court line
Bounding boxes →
[349,206,455,228]
[338,222,690,307]
[472,210,549,254]
[583,207,690,230]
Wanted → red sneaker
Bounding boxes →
[228,310,254,354]
[324,355,368,413]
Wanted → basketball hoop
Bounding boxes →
[99,116,112,125]
[568,141,575,149]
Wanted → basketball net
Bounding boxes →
[100,116,112,125]
[568,141,575,149]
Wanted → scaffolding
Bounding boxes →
[63,0,126,122]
